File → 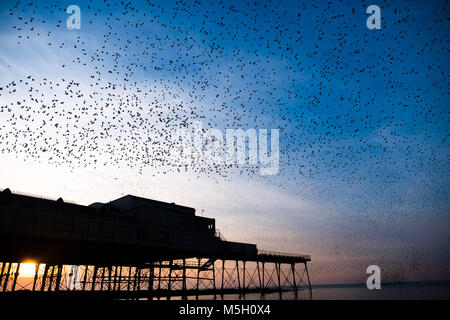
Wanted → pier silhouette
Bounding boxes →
[0,188,311,299]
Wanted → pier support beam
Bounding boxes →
[32,263,39,291]
[0,256,312,298]
[0,263,6,289]
[291,263,297,299]
[305,262,312,298]
[3,263,11,292]
[11,262,20,292]
[148,264,154,293]
[236,260,241,291]
[48,265,55,291]
[54,264,62,291]
[82,265,88,291]
[41,264,49,292]
[92,266,98,291]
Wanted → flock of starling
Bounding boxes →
[0,0,448,209]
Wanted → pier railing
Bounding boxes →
[258,250,311,261]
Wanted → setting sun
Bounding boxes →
[19,262,36,278]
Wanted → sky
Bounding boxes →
[0,0,449,285]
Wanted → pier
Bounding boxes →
[0,188,311,299]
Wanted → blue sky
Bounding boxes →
[0,0,449,284]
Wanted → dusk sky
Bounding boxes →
[0,0,448,285]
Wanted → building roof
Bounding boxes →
[107,194,196,215]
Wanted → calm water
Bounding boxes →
[13,278,450,300]
[190,282,450,300]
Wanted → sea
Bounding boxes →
[190,281,450,300]
[12,278,450,300]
